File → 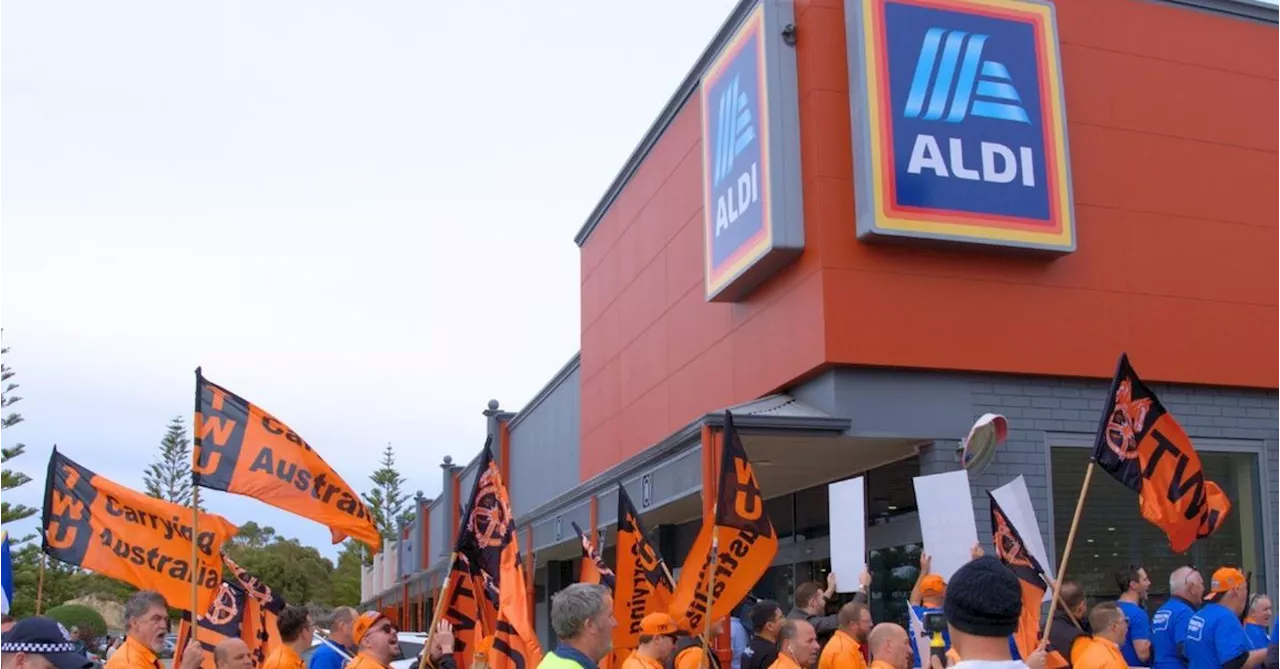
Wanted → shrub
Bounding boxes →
[45,604,108,638]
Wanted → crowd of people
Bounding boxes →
[537,553,1279,669]
[3,554,1277,669]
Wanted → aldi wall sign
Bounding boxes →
[701,0,805,303]
[844,0,1076,253]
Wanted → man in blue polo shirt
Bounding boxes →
[311,607,358,669]
[1184,567,1266,669]
[1245,595,1273,651]
[1115,564,1153,666]
[1152,566,1203,669]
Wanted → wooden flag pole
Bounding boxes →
[419,555,458,669]
[1038,462,1096,646]
[191,485,201,622]
[700,424,721,669]
[35,552,47,615]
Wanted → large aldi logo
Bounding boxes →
[701,1,805,303]
[845,0,1075,252]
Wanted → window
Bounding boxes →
[1050,445,1268,609]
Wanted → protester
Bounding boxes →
[0,616,95,669]
[346,611,401,669]
[470,635,492,669]
[929,555,1040,669]
[1073,603,1128,669]
[818,602,872,669]
[213,639,255,669]
[106,591,204,669]
[311,607,358,669]
[619,613,683,669]
[1113,565,1152,666]
[537,583,617,669]
[789,575,840,647]
[67,628,87,657]
[669,619,724,669]
[418,621,459,669]
[1246,595,1274,651]
[1046,579,1093,667]
[741,600,784,669]
[732,609,751,669]
[263,606,314,669]
[866,624,912,669]
[104,638,124,661]
[770,620,820,669]
[1152,566,1203,669]
[1183,567,1266,669]
[910,548,982,664]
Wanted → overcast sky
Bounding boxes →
[2,0,739,560]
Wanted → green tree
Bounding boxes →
[143,416,195,507]
[46,604,108,637]
[329,540,364,607]
[224,522,338,606]
[2,343,38,539]
[362,443,411,550]
[7,544,77,618]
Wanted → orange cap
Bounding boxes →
[640,613,683,637]
[921,574,946,599]
[473,635,495,658]
[1206,567,1246,600]
[352,611,391,645]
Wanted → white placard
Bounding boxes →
[991,475,1056,601]
[828,476,866,593]
[913,470,979,581]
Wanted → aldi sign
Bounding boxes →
[845,0,1075,252]
[701,1,805,302]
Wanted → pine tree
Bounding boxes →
[362,443,409,549]
[2,343,38,539]
[143,416,195,507]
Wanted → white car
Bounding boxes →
[302,631,430,669]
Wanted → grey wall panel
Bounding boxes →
[531,497,591,551]
[596,446,701,529]
[429,502,447,558]
[458,460,479,507]
[510,363,581,519]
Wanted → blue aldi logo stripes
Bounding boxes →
[845,0,1075,253]
[700,1,805,303]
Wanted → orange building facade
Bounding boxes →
[365,0,1276,651]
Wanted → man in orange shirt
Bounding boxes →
[621,614,683,669]
[1073,603,1128,669]
[668,619,723,669]
[263,606,315,669]
[347,612,401,669]
[106,591,204,669]
[818,604,872,669]
[865,624,911,669]
[770,620,820,669]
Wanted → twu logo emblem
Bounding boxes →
[903,28,1030,124]
[713,73,756,188]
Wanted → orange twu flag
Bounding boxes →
[443,441,542,669]
[176,557,287,669]
[192,369,381,552]
[613,484,674,651]
[989,494,1050,664]
[41,448,237,614]
[1090,354,1231,553]
[668,412,777,633]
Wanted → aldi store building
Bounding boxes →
[362,0,1279,645]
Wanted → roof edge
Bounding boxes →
[506,352,581,432]
[513,400,850,528]
[572,0,762,247]
[1159,0,1279,23]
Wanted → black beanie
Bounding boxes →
[942,556,1023,637]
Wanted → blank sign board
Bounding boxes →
[828,476,866,593]
[913,470,979,581]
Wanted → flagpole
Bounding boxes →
[35,552,46,615]
[701,424,721,669]
[192,367,204,625]
[1039,462,1095,644]
[419,555,457,669]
